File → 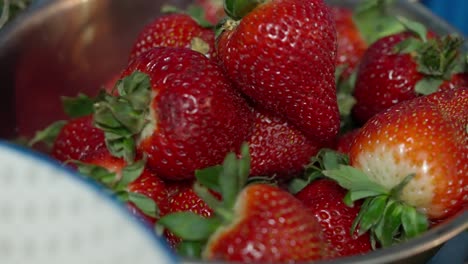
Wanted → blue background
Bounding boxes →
[422,0,468,35]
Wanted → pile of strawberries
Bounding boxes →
[28,0,467,262]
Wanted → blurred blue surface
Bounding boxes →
[422,0,468,35]
[427,232,468,264]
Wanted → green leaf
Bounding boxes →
[397,16,428,42]
[414,77,444,95]
[195,165,223,193]
[93,71,152,163]
[390,173,415,198]
[73,161,117,187]
[158,212,221,241]
[0,0,32,29]
[415,35,464,80]
[288,175,318,194]
[28,120,67,148]
[115,159,145,190]
[237,143,251,188]
[353,0,405,44]
[323,165,389,200]
[401,205,428,239]
[322,149,349,170]
[351,197,371,234]
[127,192,159,218]
[393,38,424,54]
[61,93,95,118]
[219,152,239,210]
[193,183,225,218]
[355,195,388,236]
[177,241,204,259]
[374,200,403,247]
[335,64,348,84]
[186,4,215,28]
[160,4,181,14]
[224,0,260,20]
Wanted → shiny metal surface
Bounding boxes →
[0,0,466,263]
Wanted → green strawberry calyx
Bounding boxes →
[319,150,429,249]
[353,0,406,44]
[72,159,160,218]
[27,92,100,149]
[157,143,252,258]
[93,71,152,164]
[288,148,350,194]
[394,17,466,95]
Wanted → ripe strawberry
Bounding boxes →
[50,115,106,162]
[93,47,253,180]
[129,13,217,61]
[216,0,340,143]
[158,144,331,262]
[334,129,360,154]
[76,149,168,226]
[352,25,468,124]
[323,88,468,247]
[331,0,409,80]
[331,6,367,79]
[248,106,323,179]
[296,179,371,258]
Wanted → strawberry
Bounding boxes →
[296,179,372,258]
[129,13,217,61]
[331,6,367,79]
[158,144,331,262]
[248,106,323,179]
[75,149,168,226]
[352,21,468,124]
[323,88,468,247]
[216,0,340,143]
[93,47,253,180]
[334,129,360,155]
[332,0,409,80]
[50,115,106,162]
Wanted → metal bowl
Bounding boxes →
[0,0,466,263]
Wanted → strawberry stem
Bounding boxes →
[93,71,152,163]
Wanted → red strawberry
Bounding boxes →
[331,6,367,79]
[248,106,323,179]
[77,149,169,226]
[352,27,468,124]
[324,88,468,247]
[296,179,372,258]
[216,0,339,143]
[334,129,360,154]
[158,145,332,262]
[51,115,106,162]
[204,184,328,262]
[93,47,253,180]
[129,13,217,61]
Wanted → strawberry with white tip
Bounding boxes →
[323,88,468,247]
